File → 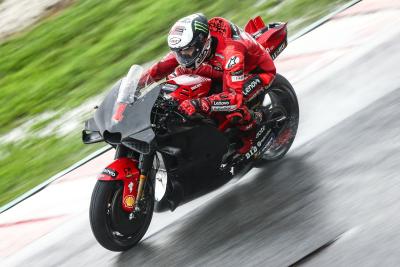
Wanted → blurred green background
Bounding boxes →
[0,0,350,206]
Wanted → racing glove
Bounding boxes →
[178,98,211,116]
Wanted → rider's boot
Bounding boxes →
[236,121,257,155]
[236,107,284,155]
[237,134,253,154]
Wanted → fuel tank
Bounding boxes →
[161,74,212,103]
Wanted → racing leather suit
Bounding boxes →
[142,17,276,151]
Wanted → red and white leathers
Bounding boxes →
[141,17,276,153]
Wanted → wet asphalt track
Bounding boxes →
[113,34,400,266]
[3,5,400,267]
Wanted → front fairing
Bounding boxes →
[83,65,162,153]
[94,82,161,141]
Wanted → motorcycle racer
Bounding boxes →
[141,13,276,154]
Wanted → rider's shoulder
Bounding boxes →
[208,17,234,38]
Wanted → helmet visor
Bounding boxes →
[174,45,202,68]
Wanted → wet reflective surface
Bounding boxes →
[3,1,400,266]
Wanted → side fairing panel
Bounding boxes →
[166,75,212,102]
[157,124,228,194]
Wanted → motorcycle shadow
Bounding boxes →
[168,168,234,211]
[115,153,336,266]
[157,159,259,212]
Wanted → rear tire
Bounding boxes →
[260,74,299,161]
[89,180,154,251]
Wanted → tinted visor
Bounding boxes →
[174,45,202,67]
[172,35,206,68]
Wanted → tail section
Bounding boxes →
[245,17,288,60]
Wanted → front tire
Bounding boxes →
[89,180,154,251]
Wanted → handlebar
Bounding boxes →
[174,110,208,122]
[185,112,207,121]
[156,94,213,125]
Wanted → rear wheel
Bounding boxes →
[89,180,154,251]
[259,74,299,161]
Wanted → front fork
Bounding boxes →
[134,153,154,211]
[99,146,154,213]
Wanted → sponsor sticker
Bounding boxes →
[194,21,208,34]
[169,37,181,46]
[270,41,287,60]
[171,26,186,36]
[256,125,266,139]
[213,100,230,106]
[102,168,118,178]
[257,133,268,147]
[211,105,236,112]
[230,70,243,76]
[225,56,240,69]
[245,146,258,159]
[124,195,135,208]
[128,181,134,193]
[243,77,262,96]
[191,83,202,90]
[231,75,244,82]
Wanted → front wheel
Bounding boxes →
[89,180,154,251]
[260,74,299,161]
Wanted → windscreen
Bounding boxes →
[116,65,156,105]
[93,65,161,143]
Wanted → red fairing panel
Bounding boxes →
[168,75,212,103]
[98,157,140,212]
[244,16,266,35]
[254,23,288,60]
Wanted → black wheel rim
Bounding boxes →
[263,86,298,160]
[105,183,152,244]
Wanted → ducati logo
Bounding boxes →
[191,83,201,90]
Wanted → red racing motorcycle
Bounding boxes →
[83,17,298,251]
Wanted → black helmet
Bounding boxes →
[167,13,211,69]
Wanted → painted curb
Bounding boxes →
[0,145,112,213]
[0,0,363,214]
